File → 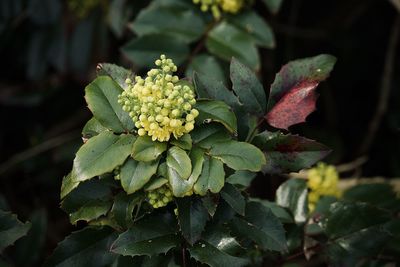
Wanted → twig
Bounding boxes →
[358,15,400,155]
[0,130,80,175]
[182,246,187,267]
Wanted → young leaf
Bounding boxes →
[231,202,287,252]
[96,63,134,90]
[176,197,209,245]
[120,158,159,194]
[230,58,266,115]
[194,156,225,196]
[254,131,331,174]
[220,183,245,215]
[111,213,179,257]
[0,210,31,252]
[195,100,238,134]
[73,132,135,182]
[209,140,266,172]
[44,227,118,267]
[132,136,167,162]
[276,179,308,223]
[166,146,192,180]
[85,76,134,133]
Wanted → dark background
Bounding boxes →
[0,0,399,265]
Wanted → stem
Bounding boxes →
[182,246,187,267]
[245,118,266,143]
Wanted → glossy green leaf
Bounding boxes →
[111,192,143,229]
[122,34,189,68]
[120,158,159,194]
[231,202,287,252]
[82,117,108,138]
[60,170,80,199]
[194,156,225,196]
[132,136,167,162]
[96,63,134,90]
[206,22,259,70]
[170,133,192,150]
[230,58,266,115]
[195,100,237,133]
[166,146,192,179]
[73,132,135,182]
[186,54,225,83]
[0,210,31,252]
[176,197,209,245]
[229,11,275,48]
[111,213,179,257]
[220,183,245,215]
[210,140,266,172]
[44,227,118,267]
[226,170,256,188]
[144,177,168,191]
[70,200,112,225]
[191,124,231,149]
[85,76,134,133]
[276,179,308,223]
[202,224,246,256]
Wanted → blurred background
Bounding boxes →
[0,0,399,265]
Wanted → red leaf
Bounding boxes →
[265,81,319,130]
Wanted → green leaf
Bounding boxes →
[111,192,143,229]
[170,133,192,150]
[229,11,275,48]
[166,146,192,179]
[132,136,167,162]
[122,34,189,68]
[131,3,205,44]
[210,140,266,172]
[73,132,135,182]
[0,210,31,252]
[202,225,246,256]
[85,76,134,133]
[251,198,293,224]
[276,179,308,223]
[254,131,331,174]
[82,117,109,138]
[220,183,245,215]
[195,100,237,133]
[111,213,179,257]
[230,58,266,115]
[144,177,168,191]
[96,63,134,90]
[206,21,259,70]
[231,202,287,252]
[201,194,219,217]
[186,54,226,83]
[44,227,118,267]
[194,156,225,196]
[267,54,336,112]
[191,124,231,149]
[226,171,256,188]
[60,170,80,199]
[262,0,284,14]
[176,197,209,245]
[70,201,112,225]
[120,158,159,194]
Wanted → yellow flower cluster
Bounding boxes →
[192,0,244,19]
[147,185,174,209]
[118,55,199,142]
[307,162,341,212]
[68,0,107,18]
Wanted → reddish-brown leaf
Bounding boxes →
[265,81,319,130]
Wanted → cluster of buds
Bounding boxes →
[307,162,341,212]
[147,185,174,209]
[192,0,244,19]
[118,55,199,142]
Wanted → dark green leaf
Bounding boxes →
[220,183,245,215]
[111,192,144,229]
[262,0,284,14]
[144,177,168,191]
[276,179,308,223]
[202,224,246,256]
[191,124,231,149]
[82,117,109,138]
[230,58,266,115]
[85,76,134,133]
[176,197,209,245]
[210,140,266,172]
[111,213,179,257]
[186,54,225,83]
[251,198,293,223]
[195,100,237,133]
[170,133,192,150]
[44,227,118,267]
[167,146,192,179]
[226,170,256,188]
[206,22,259,70]
[73,132,135,182]
[70,201,112,225]
[194,156,225,196]
[132,136,167,162]
[0,210,31,252]
[60,170,80,199]
[122,34,189,68]
[96,63,134,90]
[120,158,159,194]
[201,194,219,217]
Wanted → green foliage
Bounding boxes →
[0,210,31,252]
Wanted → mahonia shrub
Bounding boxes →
[45,54,400,267]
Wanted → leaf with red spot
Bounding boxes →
[266,54,336,129]
[253,131,331,174]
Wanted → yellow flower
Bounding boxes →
[118,55,198,142]
[307,162,341,212]
[192,0,244,19]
